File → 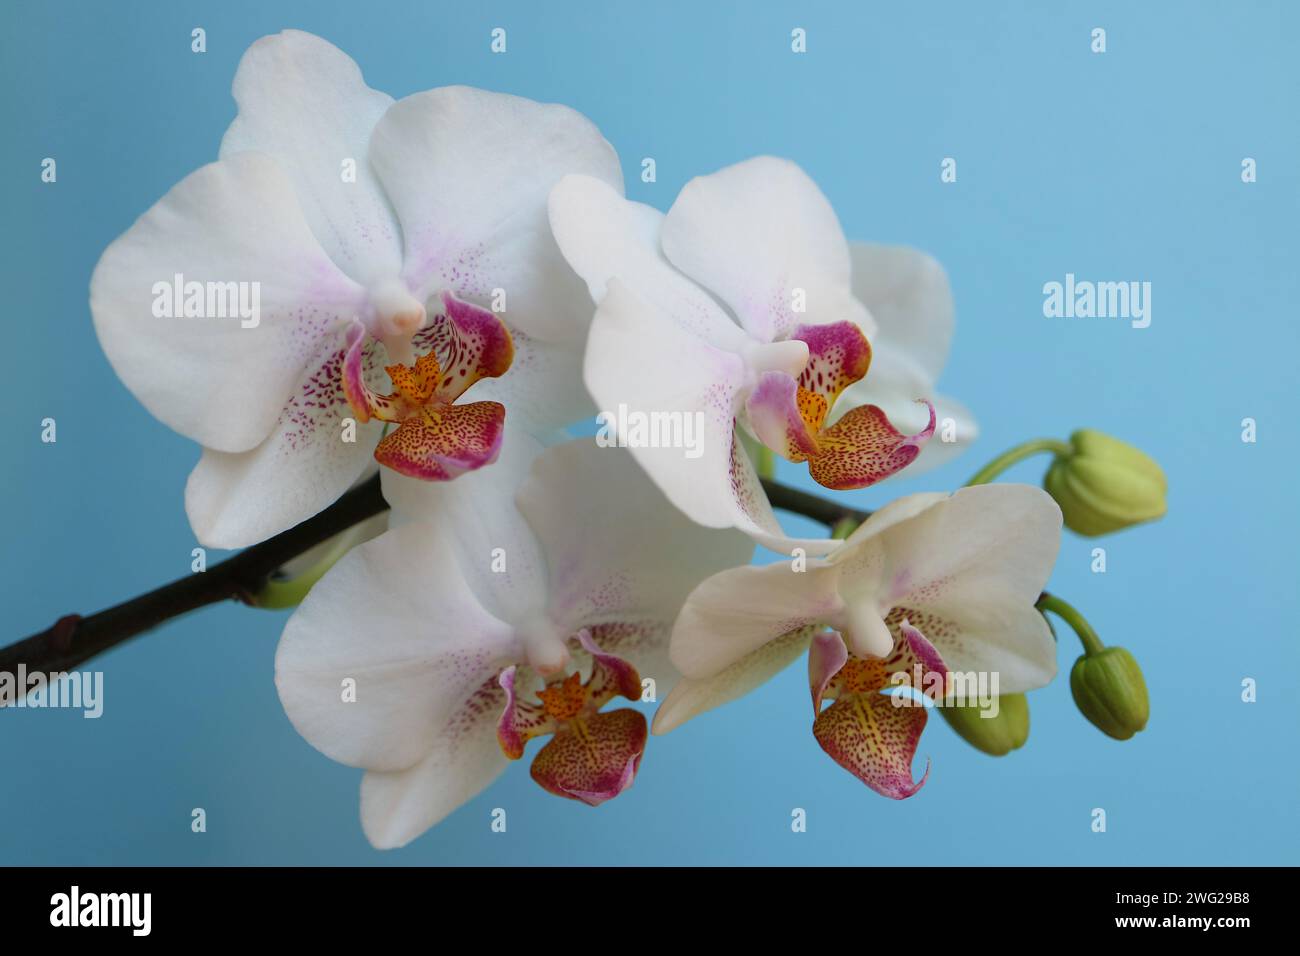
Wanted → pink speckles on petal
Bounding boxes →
[808,629,850,715]
[373,400,506,481]
[342,319,401,423]
[529,708,647,805]
[744,321,930,491]
[432,292,514,402]
[806,399,936,490]
[575,628,643,705]
[746,371,820,460]
[496,630,648,808]
[561,753,641,807]
[274,318,389,458]
[808,620,947,798]
[496,666,555,761]
[894,620,948,689]
[812,687,931,799]
[791,321,872,411]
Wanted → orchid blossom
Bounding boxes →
[654,484,1062,797]
[838,243,979,473]
[91,30,621,548]
[275,432,752,847]
[548,157,948,550]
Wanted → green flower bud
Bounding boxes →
[939,693,1030,756]
[1043,429,1167,536]
[1069,647,1149,740]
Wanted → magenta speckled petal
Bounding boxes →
[529,709,647,805]
[808,629,849,715]
[813,690,931,799]
[746,370,820,460]
[792,321,872,413]
[342,320,400,423]
[496,666,556,761]
[808,399,936,490]
[373,400,506,481]
[429,292,515,403]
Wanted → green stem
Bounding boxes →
[253,531,358,609]
[830,516,860,540]
[1037,593,1105,656]
[1,475,860,680]
[739,430,776,480]
[965,438,1072,486]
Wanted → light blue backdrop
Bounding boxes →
[2,0,1296,865]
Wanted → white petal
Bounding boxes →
[360,723,508,850]
[369,87,621,344]
[668,560,841,680]
[653,627,814,734]
[660,157,870,341]
[518,438,753,643]
[870,389,979,474]
[923,602,1058,695]
[275,521,519,774]
[846,484,1062,691]
[848,242,954,383]
[584,280,819,552]
[836,243,977,474]
[184,323,385,548]
[90,152,367,454]
[220,30,401,284]
[275,463,386,579]
[276,510,389,580]
[459,322,596,433]
[838,491,951,550]
[380,427,550,625]
[548,174,748,350]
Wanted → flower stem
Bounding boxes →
[1036,592,1105,656]
[1,475,859,684]
[0,475,387,686]
[830,516,861,540]
[965,438,1072,486]
[758,478,870,529]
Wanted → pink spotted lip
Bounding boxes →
[496,629,648,806]
[745,320,936,490]
[342,291,514,481]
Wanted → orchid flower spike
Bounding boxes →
[275,430,752,847]
[549,157,963,550]
[655,484,1062,798]
[92,30,621,548]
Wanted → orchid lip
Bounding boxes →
[495,628,648,806]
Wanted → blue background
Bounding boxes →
[2,0,1296,865]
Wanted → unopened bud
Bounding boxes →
[1070,647,1149,740]
[1044,429,1166,536]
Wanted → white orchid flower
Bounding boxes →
[548,157,941,552]
[655,484,1062,798]
[839,242,979,474]
[275,431,752,848]
[91,30,621,548]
